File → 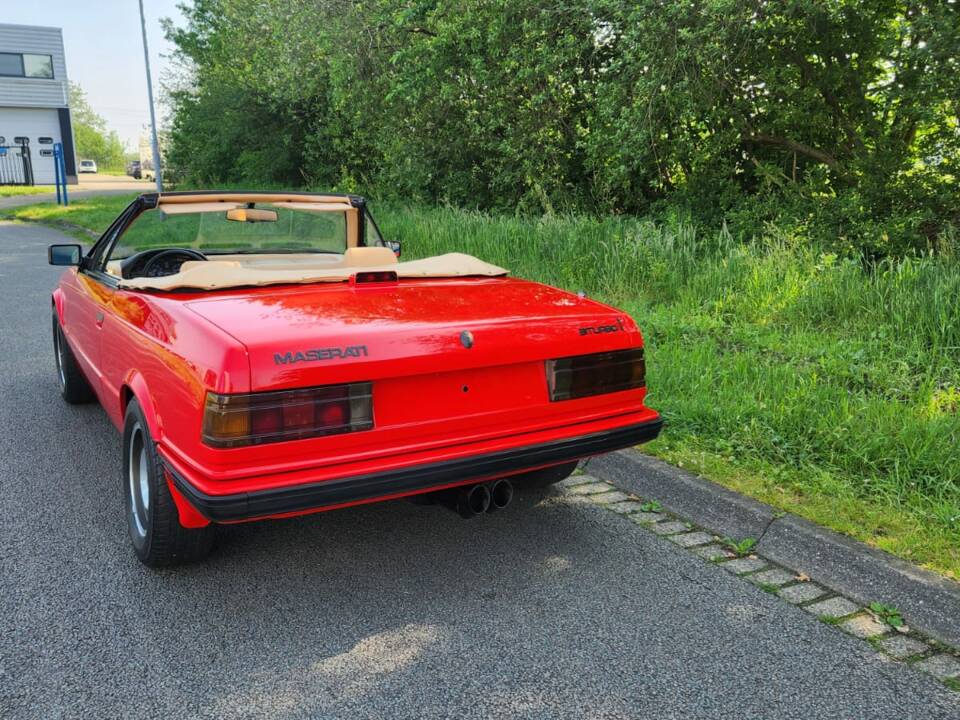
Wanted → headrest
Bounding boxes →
[343,246,398,267]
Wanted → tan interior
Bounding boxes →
[342,247,398,266]
[156,201,246,215]
[106,252,331,277]
[109,194,508,290]
[118,252,508,291]
[104,247,398,279]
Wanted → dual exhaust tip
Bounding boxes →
[444,478,514,519]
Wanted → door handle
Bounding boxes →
[95,310,105,328]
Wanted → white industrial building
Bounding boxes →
[0,23,77,185]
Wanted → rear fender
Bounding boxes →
[122,375,211,529]
[121,371,163,442]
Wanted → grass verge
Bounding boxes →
[0,185,56,198]
[1,194,136,240]
[6,197,959,579]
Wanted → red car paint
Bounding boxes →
[52,200,660,530]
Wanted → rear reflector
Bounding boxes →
[202,382,373,448]
[546,348,645,401]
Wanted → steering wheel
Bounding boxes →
[141,248,208,278]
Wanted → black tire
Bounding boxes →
[52,311,95,404]
[511,460,580,489]
[123,399,215,567]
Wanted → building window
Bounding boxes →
[0,52,54,79]
[24,54,54,79]
[0,53,23,76]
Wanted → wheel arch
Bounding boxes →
[121,375,211,531]
[52,288,65,324]
[121,371,163,441]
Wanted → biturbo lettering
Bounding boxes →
[579,317,625,336]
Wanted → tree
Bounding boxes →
[585,2,959,220]
[68,82,127,171]
[162,0,960,252]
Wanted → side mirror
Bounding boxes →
[48,244,82,266]
[386,240,402,258]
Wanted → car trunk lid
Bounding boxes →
[182,275,648,467]
[185,277,638,392]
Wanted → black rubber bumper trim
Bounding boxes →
[163,417,663,522]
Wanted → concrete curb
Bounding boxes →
[586,448,960,649]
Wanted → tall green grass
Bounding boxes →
[378,205,960,576]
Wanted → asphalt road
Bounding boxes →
[2,221,958,719]
[0,175,151,211]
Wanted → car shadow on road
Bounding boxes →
[136,477,629,716]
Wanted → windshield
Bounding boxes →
[108,205,349,261]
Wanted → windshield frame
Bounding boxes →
[86,191,371,276]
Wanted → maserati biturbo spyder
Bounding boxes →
[48,191,662,566]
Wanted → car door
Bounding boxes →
[61,268,115,399]
[60,202,140,401]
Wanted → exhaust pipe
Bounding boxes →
[443,483,491,519]
[487,478,514,512]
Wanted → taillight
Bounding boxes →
[546,348,645,401]
[202,382,373,448]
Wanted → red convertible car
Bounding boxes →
[48,191,662,566]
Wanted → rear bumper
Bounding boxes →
[162,417,662,522]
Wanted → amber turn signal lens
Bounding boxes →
[546,348,645,401]
[202,382,373,448]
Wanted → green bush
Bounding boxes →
[162,0,960,255]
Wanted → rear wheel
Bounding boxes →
[511,461,580,490]
[123,399,215,566]
[52,312,95,404]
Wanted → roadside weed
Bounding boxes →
[870,602,906,628]
[819,615,846,626]
[722,537,758,557]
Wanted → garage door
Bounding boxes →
[0,107,62,184]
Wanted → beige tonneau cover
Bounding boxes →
[119,250,508,291]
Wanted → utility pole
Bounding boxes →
[139,0,163,192]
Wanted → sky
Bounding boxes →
[4,0,186,149]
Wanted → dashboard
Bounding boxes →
[118,249,208,279]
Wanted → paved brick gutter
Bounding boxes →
[586,448,960,650]
[562,469,960,690]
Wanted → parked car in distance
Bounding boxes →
[48,191,662,566]
[126,160,141,178]
[78,159,97,173]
